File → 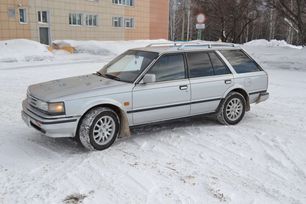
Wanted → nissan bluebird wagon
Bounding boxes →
[22,42,269,150]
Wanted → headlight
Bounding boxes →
[48,102,65,115]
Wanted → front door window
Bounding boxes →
[147,54,186,82]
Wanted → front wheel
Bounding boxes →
[216,92,246,125]
[77,107,120,151]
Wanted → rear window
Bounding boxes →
[220,50,261,74]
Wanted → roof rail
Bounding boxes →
[146,41,201,48]
[146,42,180,47]
[178,42,236,50]
[146,41,237,50]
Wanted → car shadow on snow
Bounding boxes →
[27,115,219,153]
[129,115,218,138]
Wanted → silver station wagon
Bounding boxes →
[22,42,269,150]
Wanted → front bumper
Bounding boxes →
[22,100,80,138]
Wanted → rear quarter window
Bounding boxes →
[220,50,262,74]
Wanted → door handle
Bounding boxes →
[225,79,232,84]
[179,85,188,90]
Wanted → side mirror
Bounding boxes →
[142,74,156,84]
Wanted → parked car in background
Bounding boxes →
[22,42,269,150]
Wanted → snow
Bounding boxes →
[0,39,53,63]
[0,39,306,204]
[0,39,168,70]
[244,39,303,49]
[52,39,168,55]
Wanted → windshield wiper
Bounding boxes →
[104,73,121,81]
[95,71,102,76]
[96,71,122,82]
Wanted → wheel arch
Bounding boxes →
[223,87,250,111]
[75,102,131,139]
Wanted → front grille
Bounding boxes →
[27,95,39,108]
[27,94,47,112]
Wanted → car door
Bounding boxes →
[132,53,191,125]
[186,51,234,115]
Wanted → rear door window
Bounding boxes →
[209,52,231,75]
[187,52,214,78]
[220,50,261,74]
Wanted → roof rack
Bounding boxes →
[146,41,236,50]
[177,42,236,50]
[146,42,181,47]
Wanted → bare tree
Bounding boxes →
[266,0,306,44]
[169,0,306,45]
[197,0,260,43]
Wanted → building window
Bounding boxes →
[85,14,98,26]
[124,17,134,28]
[69,13,83,25]
[38,11,48,23]
[112,17,123,27]
[19,8,27,23]
[112,0,134,6]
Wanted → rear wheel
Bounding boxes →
[217,92,246,125]
[77,107,120,151]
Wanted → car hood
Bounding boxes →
[28,74,128,101]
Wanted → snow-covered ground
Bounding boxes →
[0,40,306,204]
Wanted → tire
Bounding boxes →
[216,92,246,125]
[77,107,120,151]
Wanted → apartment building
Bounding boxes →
[0,0,169,44]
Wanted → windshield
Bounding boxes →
[98,50,159,83]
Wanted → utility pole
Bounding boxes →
[245,9,250,43]
[170,0,178,41]
[186,0,191,41]
[181,5,185,41]
[269,7,274,40]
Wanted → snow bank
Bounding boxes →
[244,39,302,49]
[0,39,53,63]
[0,39,169,64]
[52,39,169,55]
[1,38,301,64]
